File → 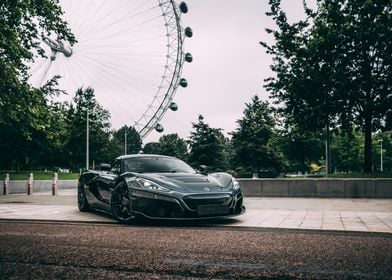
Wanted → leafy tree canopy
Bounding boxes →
[157,133,188,160]
[261,0,392,172]
[231,96,282,175]
[0,0,74,170]
[188,115,229,172]
[143,142,161,155]
[64,87,112,170]
[278,128,323,174]
[142,134,188,160]
[113,126,142,155]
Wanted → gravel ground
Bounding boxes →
[0,221,391,279]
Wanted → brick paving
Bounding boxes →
[0,189,391,233]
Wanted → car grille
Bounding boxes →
[183,194,232,211]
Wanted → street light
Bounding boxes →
[124,127,127,155]
[379,139,383,172]
[86,109,89,170]
[86,108,97,170]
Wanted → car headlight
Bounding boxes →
[136,178,169,192]
[232,179,240,190]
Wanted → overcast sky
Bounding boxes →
[30,0,316,143]
[145,0,316,143]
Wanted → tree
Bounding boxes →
[0,79,68,170]
[331,131,363,173]
[261,0,392,172]
[64,87,111,170]
[143,142,161,155]
[0,0,74,170]
[142,134,188,160]
[231,96,281,176]
[279,129,323,174]
[113,126,142,155]
[188,115,229,172]
[157,134,188,160]
[0,85,49,170]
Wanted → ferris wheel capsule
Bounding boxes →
[184,52,193,63]
[155,124,164,133]
[169,102,178,111]
[184,27,193,38]
[179,78,188,88]
[179,2,188,13]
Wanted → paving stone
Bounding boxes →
[1,193,391,233]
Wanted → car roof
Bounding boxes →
[116,154,176,160]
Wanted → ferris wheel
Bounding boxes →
[29,0,192,139]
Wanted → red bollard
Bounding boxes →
[52,172,58,196]
[3,174,9,195]
[27,173,33,195]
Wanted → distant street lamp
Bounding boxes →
[124,128,127,155]
[86,109,89,170]
[86,108,97,170]
[379,139,383,172]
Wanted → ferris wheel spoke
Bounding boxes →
[77,0,138,36]
[98,5,160,33]
[78,51,165,68]
[29,59,47,78]
[79,3,160,43]
[88,74,149,120]
[82,29,166,47]
[82,13,163,45]
[71,0,104,34]
[29,0,189,138]
[79,52,164,78]
[71,57,141,121]
[78,53,162,86]
[76,54,157,106]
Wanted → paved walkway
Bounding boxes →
[1,189,391,233]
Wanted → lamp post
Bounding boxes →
[325,123,331,174]
[124,127,127,155]
[86,109,89,170]
[379,139,383,172]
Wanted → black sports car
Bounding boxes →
[78,154,245,223]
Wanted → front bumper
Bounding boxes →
[128,188,245,220]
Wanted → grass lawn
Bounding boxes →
[1,171,79,181]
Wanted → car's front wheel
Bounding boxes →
[111,182,134,224]
[78,181,90,212]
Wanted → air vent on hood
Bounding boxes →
[170,175,210,183]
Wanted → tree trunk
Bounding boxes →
[363,114,372,173]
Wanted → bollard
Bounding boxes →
[52,172,58,196]
[3,174,9,195]
[27,173,33,195]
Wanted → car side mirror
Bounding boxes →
[99,163,111,171]
[199,165,208,175]
[110,167,121,174]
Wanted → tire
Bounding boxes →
[78,181,90,212]
[111,182,134,224]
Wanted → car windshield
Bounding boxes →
[123,156,196,174]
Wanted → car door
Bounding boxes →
[95,159,120,209]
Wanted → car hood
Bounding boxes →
[137,173,232,193]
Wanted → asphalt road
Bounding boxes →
[1,221,391,279]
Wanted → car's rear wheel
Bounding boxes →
[77,181,90,212]
[111,182,134,224]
